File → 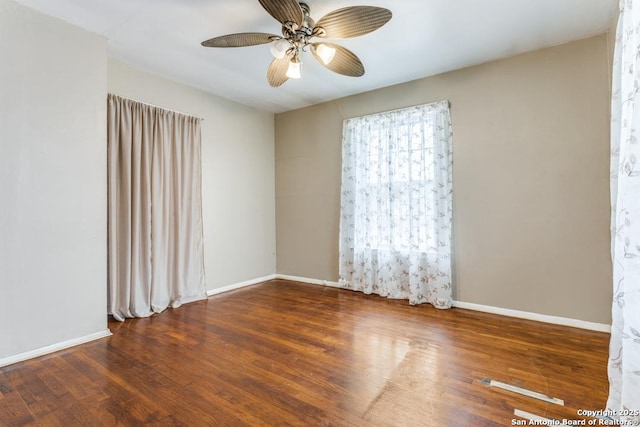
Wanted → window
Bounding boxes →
[338,100,453,307]
[363,117,437,253]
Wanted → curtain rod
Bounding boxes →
[108,93,204,121]
[339,99,451,121]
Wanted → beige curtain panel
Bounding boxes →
[107,94,206,321]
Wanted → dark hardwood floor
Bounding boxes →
[0,280,610,426]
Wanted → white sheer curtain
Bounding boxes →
[107,94,206,321]
[608,1,640,419]
[338,101,453,308]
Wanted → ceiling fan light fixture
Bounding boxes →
[269,38,290,59]
[201,1,392,87]
[286,58,302,79]
[315,43,336,65]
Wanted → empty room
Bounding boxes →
[1,0,638,425]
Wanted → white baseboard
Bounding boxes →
[272,275,611,333]
[452,301,611,333]
[206,274,277,297]
[275,274,341,288]
[0,329,113,368]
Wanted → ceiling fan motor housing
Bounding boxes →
[282,3,319,41]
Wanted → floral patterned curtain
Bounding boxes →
[338,101,453,308]
[608,0,640,419]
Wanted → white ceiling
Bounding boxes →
[12,0,617,113]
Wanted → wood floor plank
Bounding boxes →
[0,280,610,426]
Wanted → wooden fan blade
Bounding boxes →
[314,6,392,39]
[201,33,278,48]
[311,43,364,77]
[267,56,290,87]
[258,0,304,27]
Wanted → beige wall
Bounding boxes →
[275,34,612,324]
[1,0,109,359]
[607,10,618,92]
[108,60,276,290]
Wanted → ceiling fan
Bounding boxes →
[201,0,392,87]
